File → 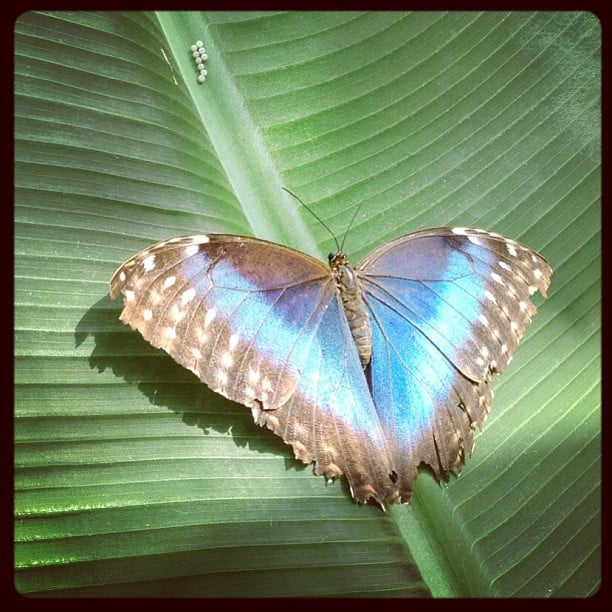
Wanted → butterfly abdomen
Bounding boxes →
[329,251,372,367]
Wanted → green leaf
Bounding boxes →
[15,11,600,597]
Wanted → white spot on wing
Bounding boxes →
[143,255,156,272]
[204,308,217,328]
[250,404,261,423]
[498,261,511,272]
[119,271,126,282]
[150,289,161,305]
[221,351,233,368]
[143,309,153,321]
[181,287,196,305]
[191,235,210,244]
[191,347,203,360]
[163,275,176,289]
[490,272,504,285]
[506,243,518,257]
[184,244,199,257]
[165,326,176,339]
[229,333,239,351]
[125,290,135,302]
[171,304,185,323]
[266,414,280,429]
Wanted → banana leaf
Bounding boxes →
[14,11,600,597]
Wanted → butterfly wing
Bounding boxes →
[357,227,552,501]
[110,235,397,504]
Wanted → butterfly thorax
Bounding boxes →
[329,251,372,367]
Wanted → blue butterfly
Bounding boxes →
[110,226,551,506]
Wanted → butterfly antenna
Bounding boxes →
[282,187,340,252]
[340,199,366,252]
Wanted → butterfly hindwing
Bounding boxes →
[256,293,398,503]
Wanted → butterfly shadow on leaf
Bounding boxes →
[75,295,305,468]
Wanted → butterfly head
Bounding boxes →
[328,250,352,283]
[328,249,349,268]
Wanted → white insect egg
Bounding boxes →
[191,41,208,83]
